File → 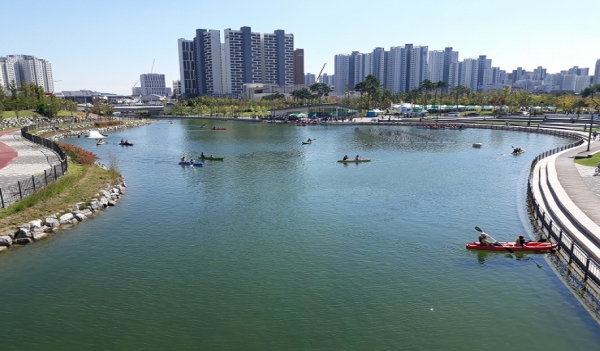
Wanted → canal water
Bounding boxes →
[1,120,599,350]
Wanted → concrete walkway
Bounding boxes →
[0,130,62,189]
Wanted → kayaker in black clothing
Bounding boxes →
[200,152,205,158]
[343,155,349,160]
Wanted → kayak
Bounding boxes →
[96,141,106,145]
[119,142,134,146]
[179,161,203,166]
[473,143,482,148]
[302,141,312,144]
[466,241,557,252]
[211,127,226,130]
[512,149,525,155]
[199,156,224,161]
[338,159,371,163]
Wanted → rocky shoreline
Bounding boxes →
[0,117,152,254]
[0,180,126,252]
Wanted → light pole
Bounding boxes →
[587,112,594,151]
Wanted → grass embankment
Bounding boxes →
[0,135,121,234]
[574,152,600,168]
[2,110,86,118]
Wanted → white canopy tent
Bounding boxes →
[86,130,106,139]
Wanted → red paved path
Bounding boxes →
[0,130,19,170]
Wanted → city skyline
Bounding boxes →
[2,0,599,95]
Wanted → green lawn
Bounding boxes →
[2,110,85,119]
[574,152,600,168]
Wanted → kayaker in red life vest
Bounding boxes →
[515,235,526,246]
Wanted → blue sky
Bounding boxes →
[2,0,598,95]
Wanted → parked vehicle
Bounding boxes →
[448,111,461,117]
[465,112,480,117]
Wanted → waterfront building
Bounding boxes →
[457,58,479,91]
[139,73,169,96]
[304,73,315,85]
[428,50,444,83]
[333,54,350,93]
[429,47,458,85]
[177,39,196,97]
[293,49,304,85]
[0,54,54,93]
[594,59,600,85]
[476,55,491,89]
[320,73,334,87]
[172,80,181,97]
[194,29,226,95]
[179,27,294,97]
[372,47,386,86]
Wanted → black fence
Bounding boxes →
[525,132,600,312]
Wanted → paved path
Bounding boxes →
[0,130,62,189]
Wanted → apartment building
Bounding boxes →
[178,26,294,98]
[0,54,54,93]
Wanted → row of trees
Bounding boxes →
[166,78,600,117]
[342,75,600,115]
[0,82,78,118]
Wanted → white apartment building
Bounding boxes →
[0,55,54,93]
[458,58,479,91]
[334,54,350,93]
[140,73,169,96]
[594,59,600,85]
[428,50,445,83]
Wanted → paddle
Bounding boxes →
[474,226,514,253]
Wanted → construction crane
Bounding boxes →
[316,63,327,83]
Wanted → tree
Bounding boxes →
[433,81,449,115]
[419,79,436,111]
[449,85,471,108]
[309,83,332,103]
[581,84,600,151]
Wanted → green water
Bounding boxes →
[0,120,598,350]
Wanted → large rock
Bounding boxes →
[32,232,48,241]
[29,219,43,230]
[74,213,88,221]
[15,227,31,239]
[59,213,74,222]
[45,217,60,228]
[0,235,13,247]
[14,237,31,245]
[1,231,15,240]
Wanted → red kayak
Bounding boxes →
[211,127,226,130]
[466,242,557,252]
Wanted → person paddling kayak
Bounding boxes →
[478,233,501,246]
[515,235,526,246]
